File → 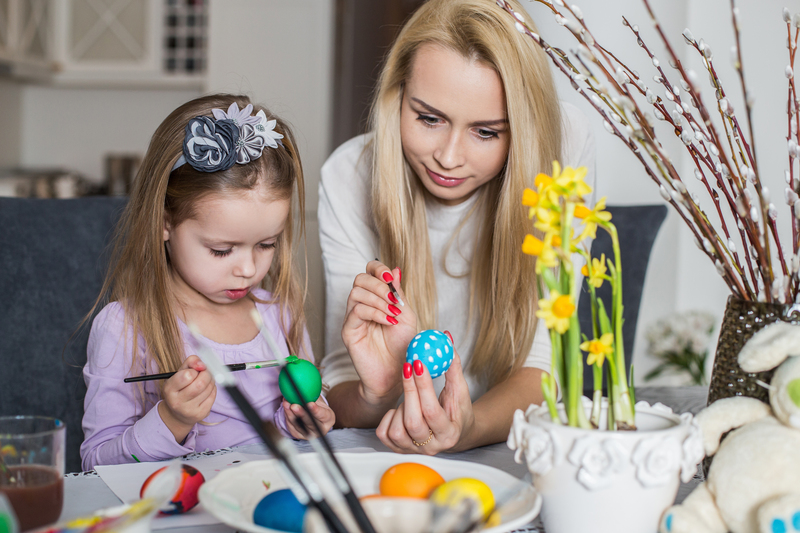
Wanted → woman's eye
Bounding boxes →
[210,248,232,257]
[259,242,277,250]
[417,114,441,127]
[475,128,499,140]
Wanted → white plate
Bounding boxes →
[199,452,541,533]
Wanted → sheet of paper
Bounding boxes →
[95,451,253,530]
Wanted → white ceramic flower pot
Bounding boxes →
[507,398,703,533]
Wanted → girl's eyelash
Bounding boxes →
[210,243,275,257]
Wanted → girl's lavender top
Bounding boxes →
[80,288,311,471]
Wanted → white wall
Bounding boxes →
[0,79,23,167]
[205,0,335,359]
[19,87,200,181]
[526,0,794,383]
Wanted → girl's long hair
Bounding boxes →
[370,0,562,388]
[88,94,308,387]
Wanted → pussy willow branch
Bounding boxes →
[504,0,800,302]
[497,0,749,297]
[639,0,774,295]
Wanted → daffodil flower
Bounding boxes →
[576,196,613,240]
[536,291,576,334]
[581,254,609,288]
[581,333,614,367]
[523,188,539,219]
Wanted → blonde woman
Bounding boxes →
[319,0,595,453]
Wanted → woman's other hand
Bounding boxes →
[376,331,476,454]
[341,261,417,404]
[158,355,217,443]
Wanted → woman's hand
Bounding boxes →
[283,397,336,440]
[158,355,217,443]
[376,331,476,454]
[341,261,418,404]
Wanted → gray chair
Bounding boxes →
[577,205,668,394]
[0,197,127,472]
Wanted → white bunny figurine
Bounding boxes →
[659,322,800,533]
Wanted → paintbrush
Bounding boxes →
[186,324,349,533]
[374,258,404,307]
[250,310,377,533]
[123,356,298,383]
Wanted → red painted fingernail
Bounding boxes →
[387,292,398,304]
[388,304,401,316]
[444,330,454,344]
[397,268,402,282]
[413,360,424,376]
[403,362,412,379]
[382,272,394,282]
[387,316,399,325]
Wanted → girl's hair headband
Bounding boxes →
[172,102,284,173]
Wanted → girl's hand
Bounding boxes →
[158,355,217,443]
[376,331,475,454]
[283,397,336,440]
[341,261,417,404]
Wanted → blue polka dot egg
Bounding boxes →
[406,329,453,378]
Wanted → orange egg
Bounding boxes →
[379,462,445,499]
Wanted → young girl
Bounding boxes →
[81,94,334,471]
[319,0,595,453]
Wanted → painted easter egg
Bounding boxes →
[253,488,307,532]
[379,462,445,499]
[405,330,454,379]
[430,478,495,521]
[279,359,322,405]
[139,464,205,515]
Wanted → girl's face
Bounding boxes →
[400,43,510,206]
[164,188,290,307]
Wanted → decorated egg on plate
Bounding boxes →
[139,464,205,515]
[379,462,445,499]
[253,488,307,532]
[405,330,453,379]
[279,359,322,405]
[430,478,495,521]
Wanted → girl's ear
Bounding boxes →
[163,215,172,242]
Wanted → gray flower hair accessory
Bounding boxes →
[172,102,284,172]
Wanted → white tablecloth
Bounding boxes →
[59,387,709,532]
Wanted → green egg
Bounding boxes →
[279,359,322,405]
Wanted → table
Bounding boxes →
[58,387,709,532]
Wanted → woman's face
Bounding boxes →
[400,43,510,206]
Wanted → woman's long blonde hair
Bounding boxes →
[90,94,308,385]
[370,0,562,388]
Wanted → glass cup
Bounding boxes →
[0,417,65,532]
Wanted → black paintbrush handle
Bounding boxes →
[281,363,377,533]
[123,363,247,383]
[224,385,349,533]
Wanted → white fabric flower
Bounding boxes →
[252,110,284,149]
[568,435,628,490]
[632,435,683,487]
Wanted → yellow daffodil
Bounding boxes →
[522,234,544,256]
[522,188,539,219]
[554,161,592,197]
[580,254,608,288]
[581,333,614,367]
[536,291,576,334]
[576,196,613,241]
